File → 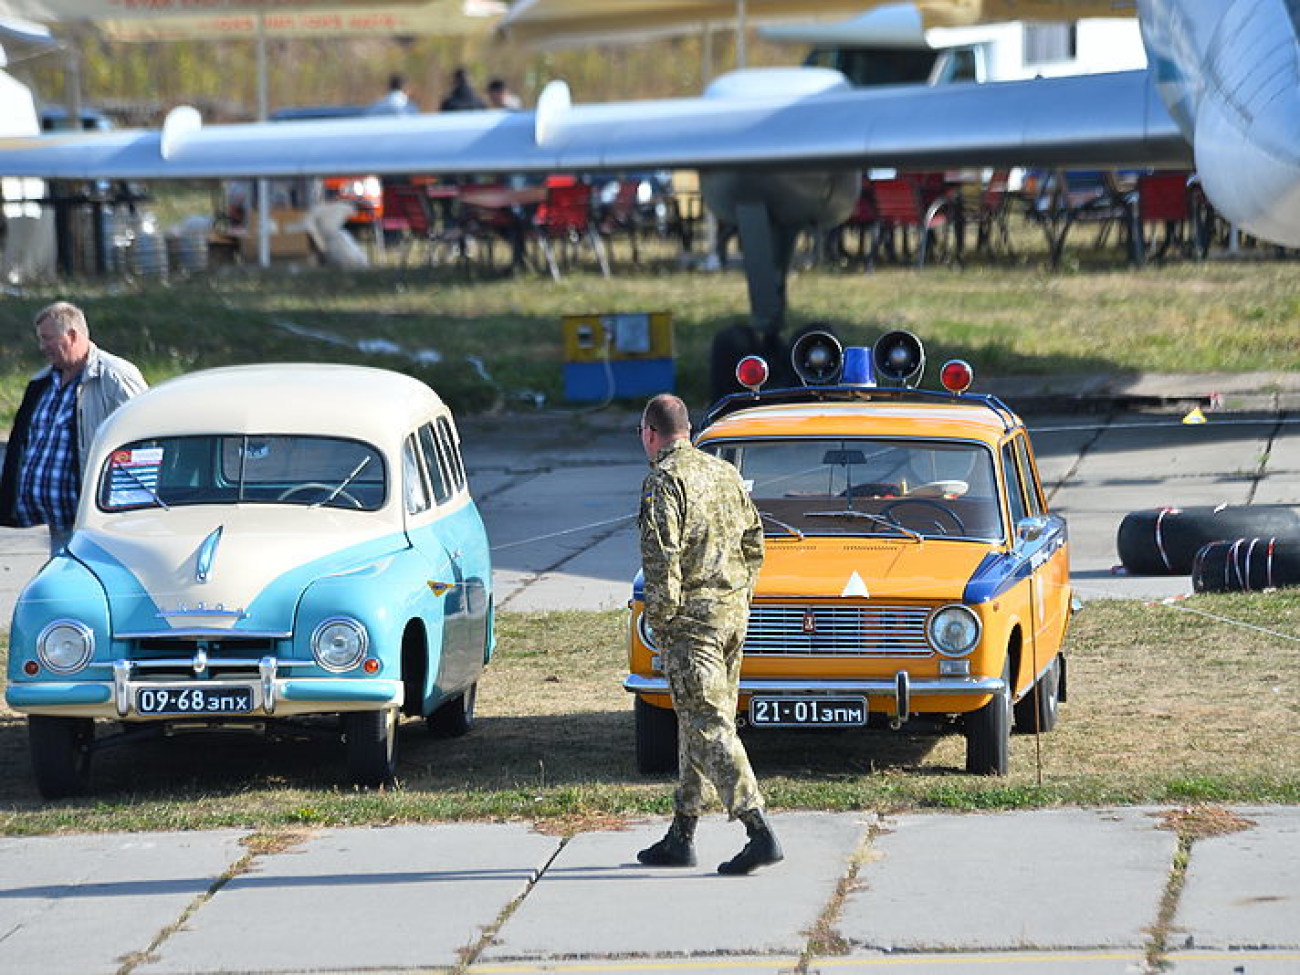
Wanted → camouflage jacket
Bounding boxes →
[639,439,764,637]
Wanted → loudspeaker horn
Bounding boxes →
[872,330,926,387]
[790,329,843,386]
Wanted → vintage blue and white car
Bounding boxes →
[5,364,493,797]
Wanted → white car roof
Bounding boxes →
[90,363,450,460]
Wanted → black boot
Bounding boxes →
[637,813,698,867]
[718,809,783,875]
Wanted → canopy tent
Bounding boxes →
[95,0,505,42]
[0,2,503,118]
[0,0,504,266]
[499,0,1131,50]
[499,0,879,60]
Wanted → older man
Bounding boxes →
[1,301,147,555]
[636,392,782,875]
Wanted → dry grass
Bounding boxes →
[2,592,1299,834]
[4,215,1299,422]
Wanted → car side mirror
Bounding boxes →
[1016,515,1050,543]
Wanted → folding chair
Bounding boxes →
[528,180,611,280]
[1135,171,1198,265]
[868,174,958,268]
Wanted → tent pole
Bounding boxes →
[735,0,746,68]
[256,11,271,268]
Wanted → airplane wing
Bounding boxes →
[0,67,1190,181]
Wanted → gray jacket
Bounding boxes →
[67,344,149,463]
[0,343,147,527]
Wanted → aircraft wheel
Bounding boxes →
[1192,537,1300,593]
[1117,505,1300,575]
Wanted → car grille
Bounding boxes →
[127,637,278,679]
[745,604,933,657]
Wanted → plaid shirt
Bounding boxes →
[14,372,82,530]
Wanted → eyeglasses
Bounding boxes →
[635,423,655,435]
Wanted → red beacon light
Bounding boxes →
[736,355,770,392]
[940,359,974,394]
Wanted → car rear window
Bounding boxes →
[97,435,387,512]
[704,437,1002,541]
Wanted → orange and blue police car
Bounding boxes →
[626,330,1072,776]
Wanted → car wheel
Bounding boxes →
[635,696,679,775]
[426,683,477,738]
[28,715,94,799]
[344,708,399,787]
[965,661,1011,776]
[1014,654,1062,734]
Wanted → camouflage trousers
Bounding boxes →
[662,622,763,819]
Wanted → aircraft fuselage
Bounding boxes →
[1141,0,1300,246]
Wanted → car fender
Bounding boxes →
[293,548,445,673]
[8,556,111,682]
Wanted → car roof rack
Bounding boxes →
[703,384,1020,432]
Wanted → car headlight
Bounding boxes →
[311,617,369,672]
[37,620,95,674]
[927,605,981,657]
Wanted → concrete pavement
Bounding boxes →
[466,373,1300,614]
[3,371,1298,621]
[2,808,1298,974]
[2,374,1299,974]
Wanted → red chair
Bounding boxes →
[596,179,644,265]
[1135,170,1197,264]
[867,175,958,268]
[967,169,1016,258]
[380,184,435,266]
[528,180,611,280]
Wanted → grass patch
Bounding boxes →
[2,592,1298,835]
[3,247,1299,425]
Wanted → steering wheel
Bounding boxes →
[879,497,966,535]
[276,482,364,509]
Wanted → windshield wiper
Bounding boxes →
[759,509,804,539]
[313,456,371,509]
[804,509,922,542]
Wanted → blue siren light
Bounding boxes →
[841,346,875,386]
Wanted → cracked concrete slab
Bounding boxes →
[1170,806,1300,952]
[838,808,1176,953]
[479,812,868,962]
[136,824,560,975]
[0,830,248,975]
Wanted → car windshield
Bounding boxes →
[97,435,387,512]
[705,437,1002,541]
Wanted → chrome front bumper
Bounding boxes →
[7,655,402,719]
[624,673,1006,723]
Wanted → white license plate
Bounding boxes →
[748,696,867,728]
[136,685,255,716]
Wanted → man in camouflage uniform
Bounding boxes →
[635,393,782,875]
